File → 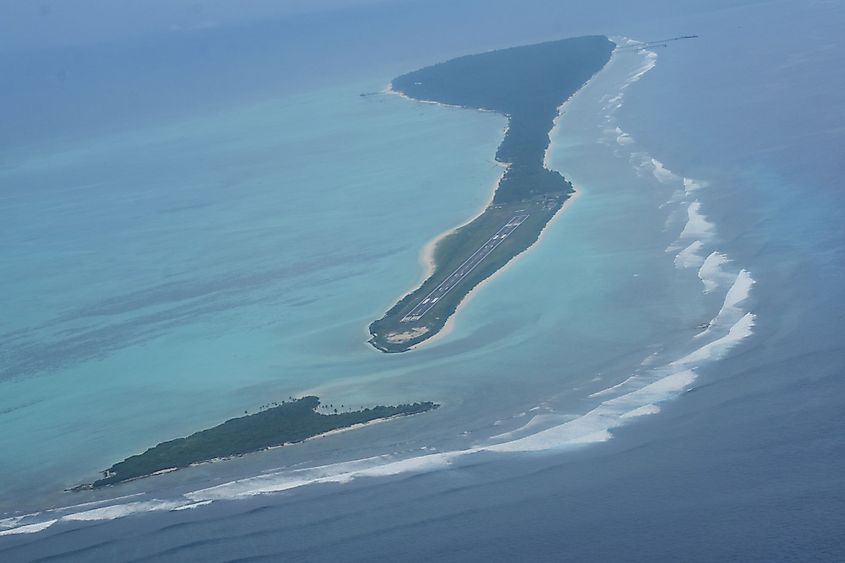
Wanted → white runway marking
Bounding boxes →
[400,214,529,322]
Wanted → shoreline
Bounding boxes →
[78,398,438,490]
[383,83,511,286]
[302,411,410,441]
[384,82,501,115]
[387,39,617,295]
[416,162,509,283]
[72,412,418,492]
[407,188,582,351]
[380,64,597,352]
[543,44,618,169]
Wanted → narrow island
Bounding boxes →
[75,396,437,489]
[369,36,615,353]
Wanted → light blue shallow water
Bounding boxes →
[1,0,844,559]
[0,78,510,505]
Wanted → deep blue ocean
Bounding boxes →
[1,0,844,560]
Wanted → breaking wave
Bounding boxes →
[698,251,733,292]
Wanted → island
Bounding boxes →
[369,36,615,353]
[75,396,438,489]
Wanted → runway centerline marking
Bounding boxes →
[400,214,529,322]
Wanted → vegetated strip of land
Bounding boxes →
[369,35,615,353]
[400,214,529,322]
[75,396,437,489]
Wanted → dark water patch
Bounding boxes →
[0,294,264,382]
[0,399,43,416]
[0,249,392,382]
[55,253,370,322]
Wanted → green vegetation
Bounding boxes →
[80,397,438,489]
[370,36,615,352]
[392,35,614,204]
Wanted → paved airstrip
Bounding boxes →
[401,214,529,322]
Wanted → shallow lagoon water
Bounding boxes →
[0,78,509,507]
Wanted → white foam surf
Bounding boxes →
[651,158,680,185]
[675,312,756,367]
[675,240,706,269]
[159,39,756,516]
[487,37,759,458]
[598,37,657,124]
[620,404,661,419]
[680,201,715,239]
[696,269,756,339]
[722,269,756,313]
[185,452,460,501]
[0,498,206,536]
[615,127,634,145]
[589,375,638,398]
[62,499,190,521]
[489,413,576,441]
[0,519,57,536]
[171,500,213,511]
[683,177,708,194]
[485,369,695,452]
[698,251,733,292]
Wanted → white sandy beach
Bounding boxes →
[380,68,599,352]
[409,188,582,350]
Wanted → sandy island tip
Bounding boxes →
[368,35,615,353]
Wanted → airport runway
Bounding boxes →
[401,214,529,322]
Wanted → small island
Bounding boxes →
[75,396,438,489]
[369,36,615,352]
